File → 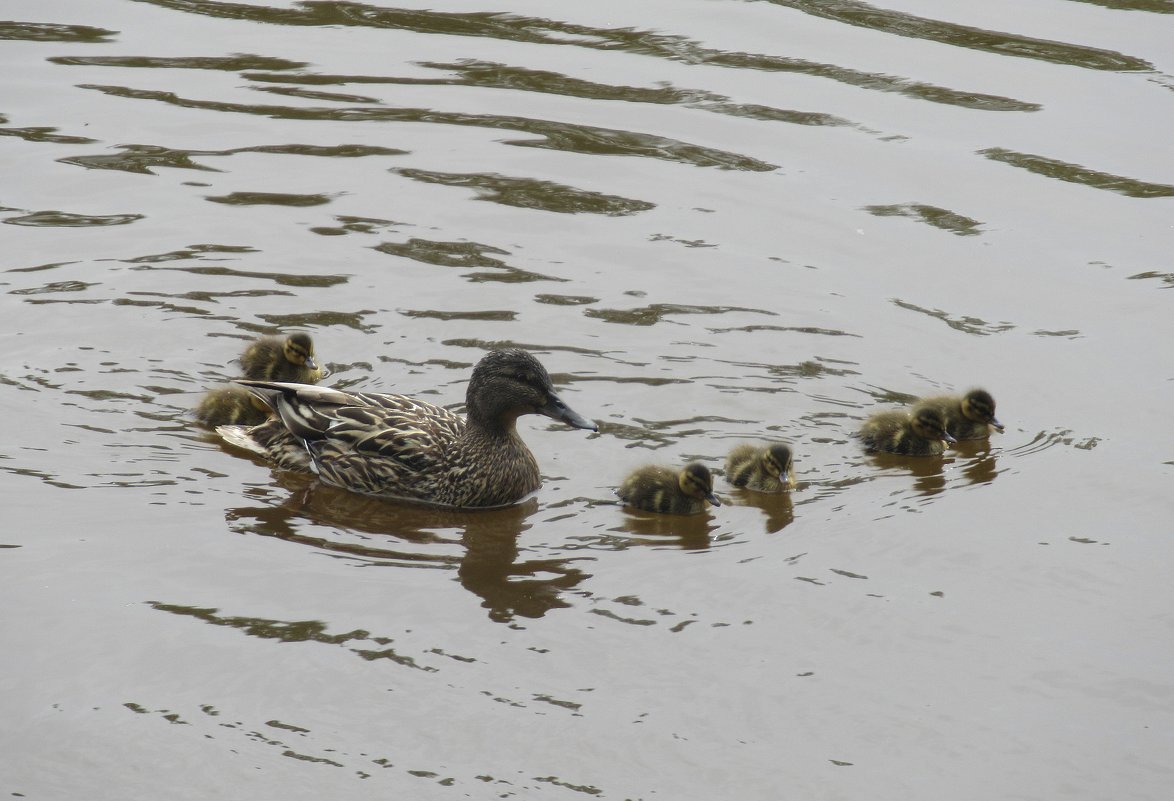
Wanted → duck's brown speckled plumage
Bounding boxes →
[239,332,322,383]
[216,349,596,509]
[617,462,721,515]
[725,443,796,492]
[858,402,955,456]
[919,389,1003,441]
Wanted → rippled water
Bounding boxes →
[3,1,1173,798]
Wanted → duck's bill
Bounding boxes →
[990,418,1005,433]
[943,432,958,444]
[706,491,722,507]
[304,355,319,371]
[541,393,598,431]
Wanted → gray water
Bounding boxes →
[3,1,1173,799]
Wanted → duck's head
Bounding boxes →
[763,444,797,489]
[679,462,721,507]
[282,333,318,372]
[467,349,597,433]
[910,404,956,444]
[961,389,1003,432]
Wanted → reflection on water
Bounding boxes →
[224,475,590,622]
[727,488,796,534]
[127,0,1045,111]
[148,600,439,671]
[866,452,951,497]
[605,508,718,550]
[864,444,1001,497]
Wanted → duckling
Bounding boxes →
[725,443,797,492]
[617,462,721,515]
[858,402,956,456]
[193,385,272,427]
[239,332,322,383]
[216,349,597,508]
[920,389,1003,440]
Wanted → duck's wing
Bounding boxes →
[234,380,468,499]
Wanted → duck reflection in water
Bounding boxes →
[726,488,795,534]
[613,509,717,551]
[225,473,589,623]
[866,452,951,497]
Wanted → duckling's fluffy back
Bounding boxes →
[618,464,714,515]
[858,408,947,456]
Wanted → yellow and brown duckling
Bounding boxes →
[919,389,1003,441]
[239,332,322,383]
[725,443,797,492]
[195,333,323,427]
[194,385,271,427]
[216,348,597,509]
[617,462,721,515]
[858,402,956,456]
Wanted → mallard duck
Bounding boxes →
[617,462,721,515]
[920,389,1003,440]
[858,402,956,456]
[193,385,272,427]
[216,348,597,508]
[725,443,797,492]
[239,332,322,383]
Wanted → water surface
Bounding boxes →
[3,1,1173,799]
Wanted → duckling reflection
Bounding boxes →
[224,474,587,622]
[612,509,717,551]
[858,402,955,456]
[919,389,1003,441]
[948,439,1000,487]
[727,487,795,534]
[865,451,950,497]
[617,463,721,516]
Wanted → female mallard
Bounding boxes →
[858,402,956,456]
[617,462,721,515]
[919,389,1003,441]
[216,349,597,508]
[239,332,322,383]
[725,443,797,492]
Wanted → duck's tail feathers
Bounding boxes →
[233,380,353,440]
[216,424,267,456]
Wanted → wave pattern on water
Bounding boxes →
[77,84,779,171]
[980,147,1174,198]
[127,0,1042,111]
[762,0,1155,71]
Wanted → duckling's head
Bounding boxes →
[910,404,956,444]
[282,333,318,372]
[961,389,1003,432]
[679,463,721,507]
[467,349,597,433]
[763,444,798,489]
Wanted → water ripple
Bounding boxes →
[77,83,778,171]
[396,168,655,216]
[128,0,1040,111]
[980,148,1174,198]
[764,0,1154,71]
